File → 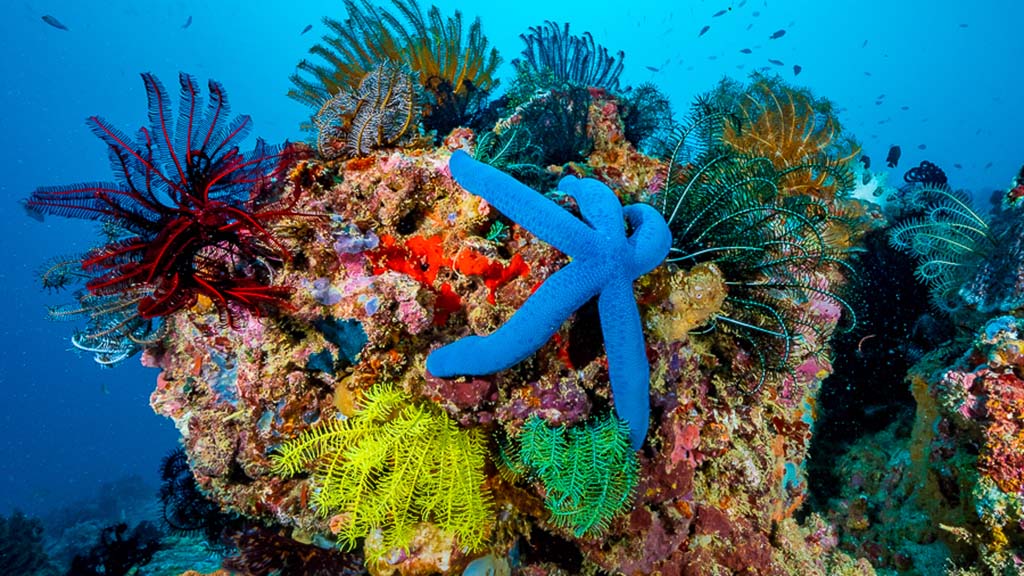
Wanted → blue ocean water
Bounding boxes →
[0,0,1019,532]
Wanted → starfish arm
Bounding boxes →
[557,175,625,234]
[623,203,673,277]
[426,262,595,377]
[449,150,592,255]
[598,278,651,450]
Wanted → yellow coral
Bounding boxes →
[652,262,727,341]
[271,384,492,558]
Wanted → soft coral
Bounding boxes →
[26,72,309,324]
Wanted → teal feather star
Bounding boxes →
[426,150,671,449]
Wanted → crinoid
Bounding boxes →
[496,21,628,167]
[500,413,639,538]
[657,96,856,392]
[313,60,420,158]
[717,74,857,201]
[889,184,996,313]
[511,21,625,94]
[25,73,309,327]
[271,384,492,559]
[290,0,500,139]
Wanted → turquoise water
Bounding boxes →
[1,0,1021,572]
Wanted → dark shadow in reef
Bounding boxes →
[803,228,952,512]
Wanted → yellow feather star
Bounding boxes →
[271,384,493,559]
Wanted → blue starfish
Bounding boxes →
[426,150,671,449]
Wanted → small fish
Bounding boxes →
[793,64,802,76]
[860,155,871,169]
[874,100,883,106]
[959,23,968,28]
[900,105,910,110]
[708,55,718,60]
[861,39,868,48]
[41,14,69,31]
[746,23,753,30]
[301,23,313,35]
[862,172,871,185]
[886,145,901,168]
[768,59,784,66]
[739,0,747,6]
[984,162,993,169]
[877,93,886,99]
[752,10,761,16]
[712,9,728,17]
[698,25,710,36]
[739,48,752,54]
[645,66,660,72]
[917,144,927,150]
[864,71,872,76]
[769,29,786,39]
[181,15,192,29]
[954,163,963,169]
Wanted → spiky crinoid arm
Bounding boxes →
[505,413,639,538]
[269,384,493,558]
[27,72,311,330]
[289,0,500,116]
[512,21,624,92]
[888,184,994,312]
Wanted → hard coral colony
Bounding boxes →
[24,1,1024,575]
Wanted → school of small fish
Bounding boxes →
[36,6,989,181]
